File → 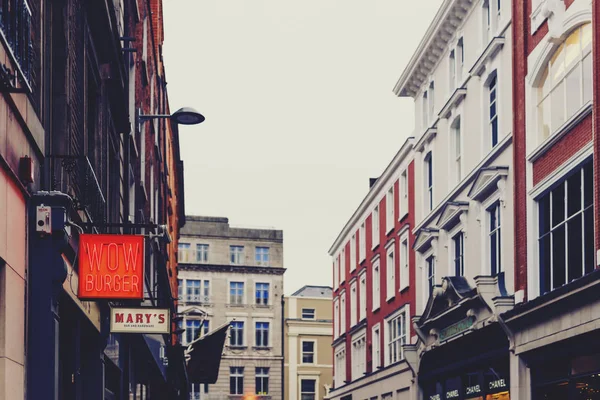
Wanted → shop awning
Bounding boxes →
[186,322,230,384]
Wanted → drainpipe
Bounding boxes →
[281,295,285,400]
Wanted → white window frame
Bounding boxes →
[422,90,429,130]
[452,116,462,183]
[301,308,316,320]
[350,233,357,272]
[359,222,366,262]
[228,280,245,305]
[230,245,244,265]
[254,320,270,348]
[359,270,367,321]
[300,377,318,400]
[255,246,270,266]
[484,196,503,277]
[488,72,499,148]
[178,243,191,263]
[399,229,410,292]
[340,290,346,334]
[428,81,435,123]
[399,170,409,219]
[333,297,340,338]
[255,281,270,306]
[334,346,346,388]
[384,305,409,366]
[340,247,346,284]
[301,340,316,364]
[333,255,339,289]
[350,280,358,327]
[483,0,491,45]
[230,367,244,395]
[372,258,381,311]
[451,229,465,277]
[424,152,434,212]
[372,206,380,249]
[457,37,464,83]
[195,243,209,263]
[255,367,270,395]
[351,332,367,381]
[371,323,381,370]
[449,49,456,92]
[386,187,395,234]
[423,249,436,304]
[385,241,396,301]
[229,320,245,347]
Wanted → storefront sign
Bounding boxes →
[439,316,475,341]
[78,234,144,299]
[110,308,170,334]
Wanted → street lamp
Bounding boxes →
[137,107,205,126]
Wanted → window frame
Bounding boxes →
[350,280,358,327]
[385,243,396,301]
[351,333,367,380]
[301,378,317,400]
[452,230,465,277]
[488,73,499,148]
[399,229,410,292]
[301,308,316,320]
[488,201,502,276]
[372,259,381,311]
[255,282,270,306]
[255,321,270,348]
[399,169,409,219]
[255,367,270,395]
[178,243,191,263]
[340,290,346,334]
[372,205,380,249]
[372,323,381,370]
[350,233,357,272]
[301,340,316,364]
[359,222,366,262]
[359,270,367,321]
[229,320,245,347]
[195,243,209,263]
[229,367,244,395]
[230,245,245,265]
[229,281,245,305]
[452,117,462,183]
[255,246,270,266]
[385,306,408,366]
[386,186,395,234]
[424,152,434,212]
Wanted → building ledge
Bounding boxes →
[469,37,505,77]
[439,88,467,119]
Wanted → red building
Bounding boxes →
[503,0,600,398]
[327,138,417,400]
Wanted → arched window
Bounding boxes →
[537,23,592,141]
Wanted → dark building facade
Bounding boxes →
[0,0,191,398]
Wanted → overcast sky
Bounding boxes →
[163,0,442,295]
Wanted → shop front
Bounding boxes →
[414,276,514,400]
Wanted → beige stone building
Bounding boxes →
[177,216,285,400]
[284,286,333,400]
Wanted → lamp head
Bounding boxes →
[171,107,205,125]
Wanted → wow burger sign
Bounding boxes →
[78,234,144,299]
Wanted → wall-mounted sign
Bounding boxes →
[78,234,144,299]
[439,316,475,341]
[110,308,170,334]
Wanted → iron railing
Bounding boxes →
[49,155,107,226]
[0,0,33,86]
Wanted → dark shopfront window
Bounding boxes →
[424,359,510,400]
[533,353,600,400]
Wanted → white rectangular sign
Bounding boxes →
[110,307,170,334]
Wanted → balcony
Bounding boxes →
[49,155,107,226]
[0,0,33,89]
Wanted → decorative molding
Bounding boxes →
[469,37,506,77]
[438,88,467,119]
[413,228,439,253]
[436,201,469,231]
[467,166,509,202]
[415,126,438,153]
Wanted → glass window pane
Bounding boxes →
[583,54,592,104]
[539,94,551,140]
[584,208,594,274]
[581,23,592,54]
[552,224,566,289]
[564,27,580,70]
[567,214,583,282]
[551,81,565,132]
[567,171,582,217]
[550,44,565,83]
[552,184,565,227]
[565,67,581,119]
[539,235,551,294]
[584,161,593,207]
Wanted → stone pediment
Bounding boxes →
[467,166,509,201]
[436,201,469,230]
[413,228,439,253]
[179,305,209,317]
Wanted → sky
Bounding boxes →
[162,0,443,295]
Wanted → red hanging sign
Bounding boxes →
[78,234,145,299]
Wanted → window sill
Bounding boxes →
[227,304,246,308]
[398,211,409,223]
[372,306,381,313]
[399,285,409,294]
[528,102,593,163]
[386,295,395,303]
[228,345,248,350]
[253,346,272,351]
[255,304,271,308]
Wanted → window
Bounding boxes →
[255,282,270,305]
[372,325,381,369]
[538,160,594,295]
[386,310,407,365]
[186,279,201,302]
[449,49,456,91]
[202,320,210,336]
[372,261,380,310]
[230,321,244,346]
[203,280,210,298]
[178,243,191,262]
[453,118,462,182]
[0,0,33,85]
[537,24,592,142]
[372,206,380,248]
[256,367,269,395]
[230,367,244,394]
[340,248,346,283]
[196,244,209,263]
[359,222,366,261]
[427,256,435,296]
[302,341,315,364]
[422,90,429,129]
[489,75,499,147]
[340,291,346,334]
[386,187,395,232]
[483,0,491,43]
[386,247,395,300]
[186,320,201,344]
[350,281,357,327]
[359,272,367,321]
[189,383,205,400]
[333,256,339,288]
[334,349,346,388]
[425,152,434,212]
[230,281,245,304]
[334,298,340,337]
[302,308,315,320]
[350,234,356,272]
[255,247,270,266]
[429,81,435,122]
[453,232,465,276]
[457,38,464,82]
[351,335,366,380]
[255,322,269,347]
[301,379,316,400]
[400,233,410,291]
[230,245,244,265]
[178,279,183,300]
[400,170,408,218]
[489,203,502,275]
